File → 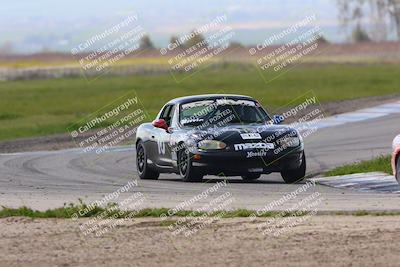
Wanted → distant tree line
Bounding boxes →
[336,0,400,42]
[138,31,209,51]
[139,30,243,51]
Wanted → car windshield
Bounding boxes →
[180,98,270,127]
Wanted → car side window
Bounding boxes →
[159,105,175,126]
[159,105,171,120]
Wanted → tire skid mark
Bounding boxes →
[67,154,133,184]
[22,156,54,177]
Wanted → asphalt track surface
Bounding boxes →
[1,112,399,212]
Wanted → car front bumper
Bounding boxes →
[189,146,304,176]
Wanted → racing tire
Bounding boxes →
[177,147,203,182]
[281,152,306,184]
[136,141,159,180]
[396,157,400,184]
[241,174,261,181]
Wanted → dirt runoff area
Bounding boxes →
[1,215,399,267]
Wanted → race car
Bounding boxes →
[392,134,400,183]
[135,94,306,183]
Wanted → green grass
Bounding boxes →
[325,155,392,177]
[1,204,400,219]
[0,63,399,141]
[0,204,295,219]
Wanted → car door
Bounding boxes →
[153,104,175,167]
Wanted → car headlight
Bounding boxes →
[198,140,227,150]
[278,136,300,148]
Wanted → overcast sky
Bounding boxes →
[0,0,343,53]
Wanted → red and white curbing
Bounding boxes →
[310,172,400,194]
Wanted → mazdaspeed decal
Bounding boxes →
[247,150,268,158]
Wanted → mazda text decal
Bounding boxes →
[234,143,274,151]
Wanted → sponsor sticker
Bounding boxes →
[247,150,268,158]
[240,133,262,140]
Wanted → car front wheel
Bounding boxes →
[281,153,306,184]
[136,141,159,180]
[177,147,203,182]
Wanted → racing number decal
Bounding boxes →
[157,139,166,155]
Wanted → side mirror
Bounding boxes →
[273,115,285,124]
[152,119,168,130]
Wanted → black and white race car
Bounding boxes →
[135,94,306,183]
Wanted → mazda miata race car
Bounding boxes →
[392,134,400,183]
[135,94,306,183]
